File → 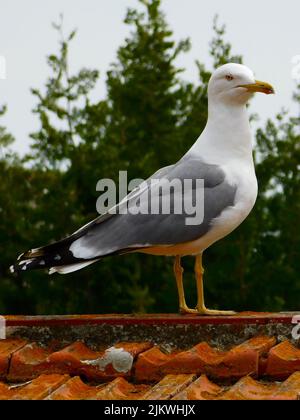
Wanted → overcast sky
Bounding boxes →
[1,0,300,154]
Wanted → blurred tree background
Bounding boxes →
[0,0,299,314]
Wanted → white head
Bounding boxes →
[208,63,274,106]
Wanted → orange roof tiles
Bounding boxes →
[8,341,152,382]
[219,372,300,400]
[47,376,149,400]
[134,336,276,381]
[0,313,299,400]
[142,374,197,400]
[0,374,69,400]
[1,372,300,400]
[265,341,300,379]
[0,339,27,379]
[173,374,222,400]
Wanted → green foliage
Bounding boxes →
[104,0,192,178]
[0,106,15,161]
[0,0,299,314]
[30,16,100,169]
[209,16,242,69]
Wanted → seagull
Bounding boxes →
[11,63,274,316]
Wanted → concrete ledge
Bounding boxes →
[3,313,300,349]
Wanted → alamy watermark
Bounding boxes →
[291,55,300,82]
[0,56,6,80]
[292,315,300,340]
[96,171,205,226]
[0,316,6,340]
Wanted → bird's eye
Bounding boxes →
[225,75,234,81]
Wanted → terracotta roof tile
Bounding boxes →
[142,374,197,400]
[8,342,53,382]
[47,376,149,400]
[46,376,101,400]
[0,339,27,379]
[95,377,149,400]
[0,382,11,399]
[174,372,300,401]
[8,340,152,382]
[220,372,300,400]
[135,336,276,382]
[134,347,173,382]
[1,372,300,400]
[0,374,69,400]
[172,374,222,400]
[1,350,300,399]
[265,341,300,379]
[1,314,299,400]
[2,374,147,401]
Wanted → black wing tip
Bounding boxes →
[10,253,49,275]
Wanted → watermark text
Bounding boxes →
[0,316,6,340]
[96,171,205,226]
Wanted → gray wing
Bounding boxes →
[69,156,237,258]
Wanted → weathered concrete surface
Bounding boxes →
[3,313,300,350]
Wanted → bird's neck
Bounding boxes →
[189,101,254,165]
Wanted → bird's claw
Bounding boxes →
[196,308,237,316]
[179,306,198,315]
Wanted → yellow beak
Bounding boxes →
[238,80,275,95]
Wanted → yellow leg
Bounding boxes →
[195,254,236,316]
[174,256,197,315]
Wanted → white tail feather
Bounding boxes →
[49,259,99,275]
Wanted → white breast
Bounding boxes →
[209,161,257,236]
[182,160,258,256]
